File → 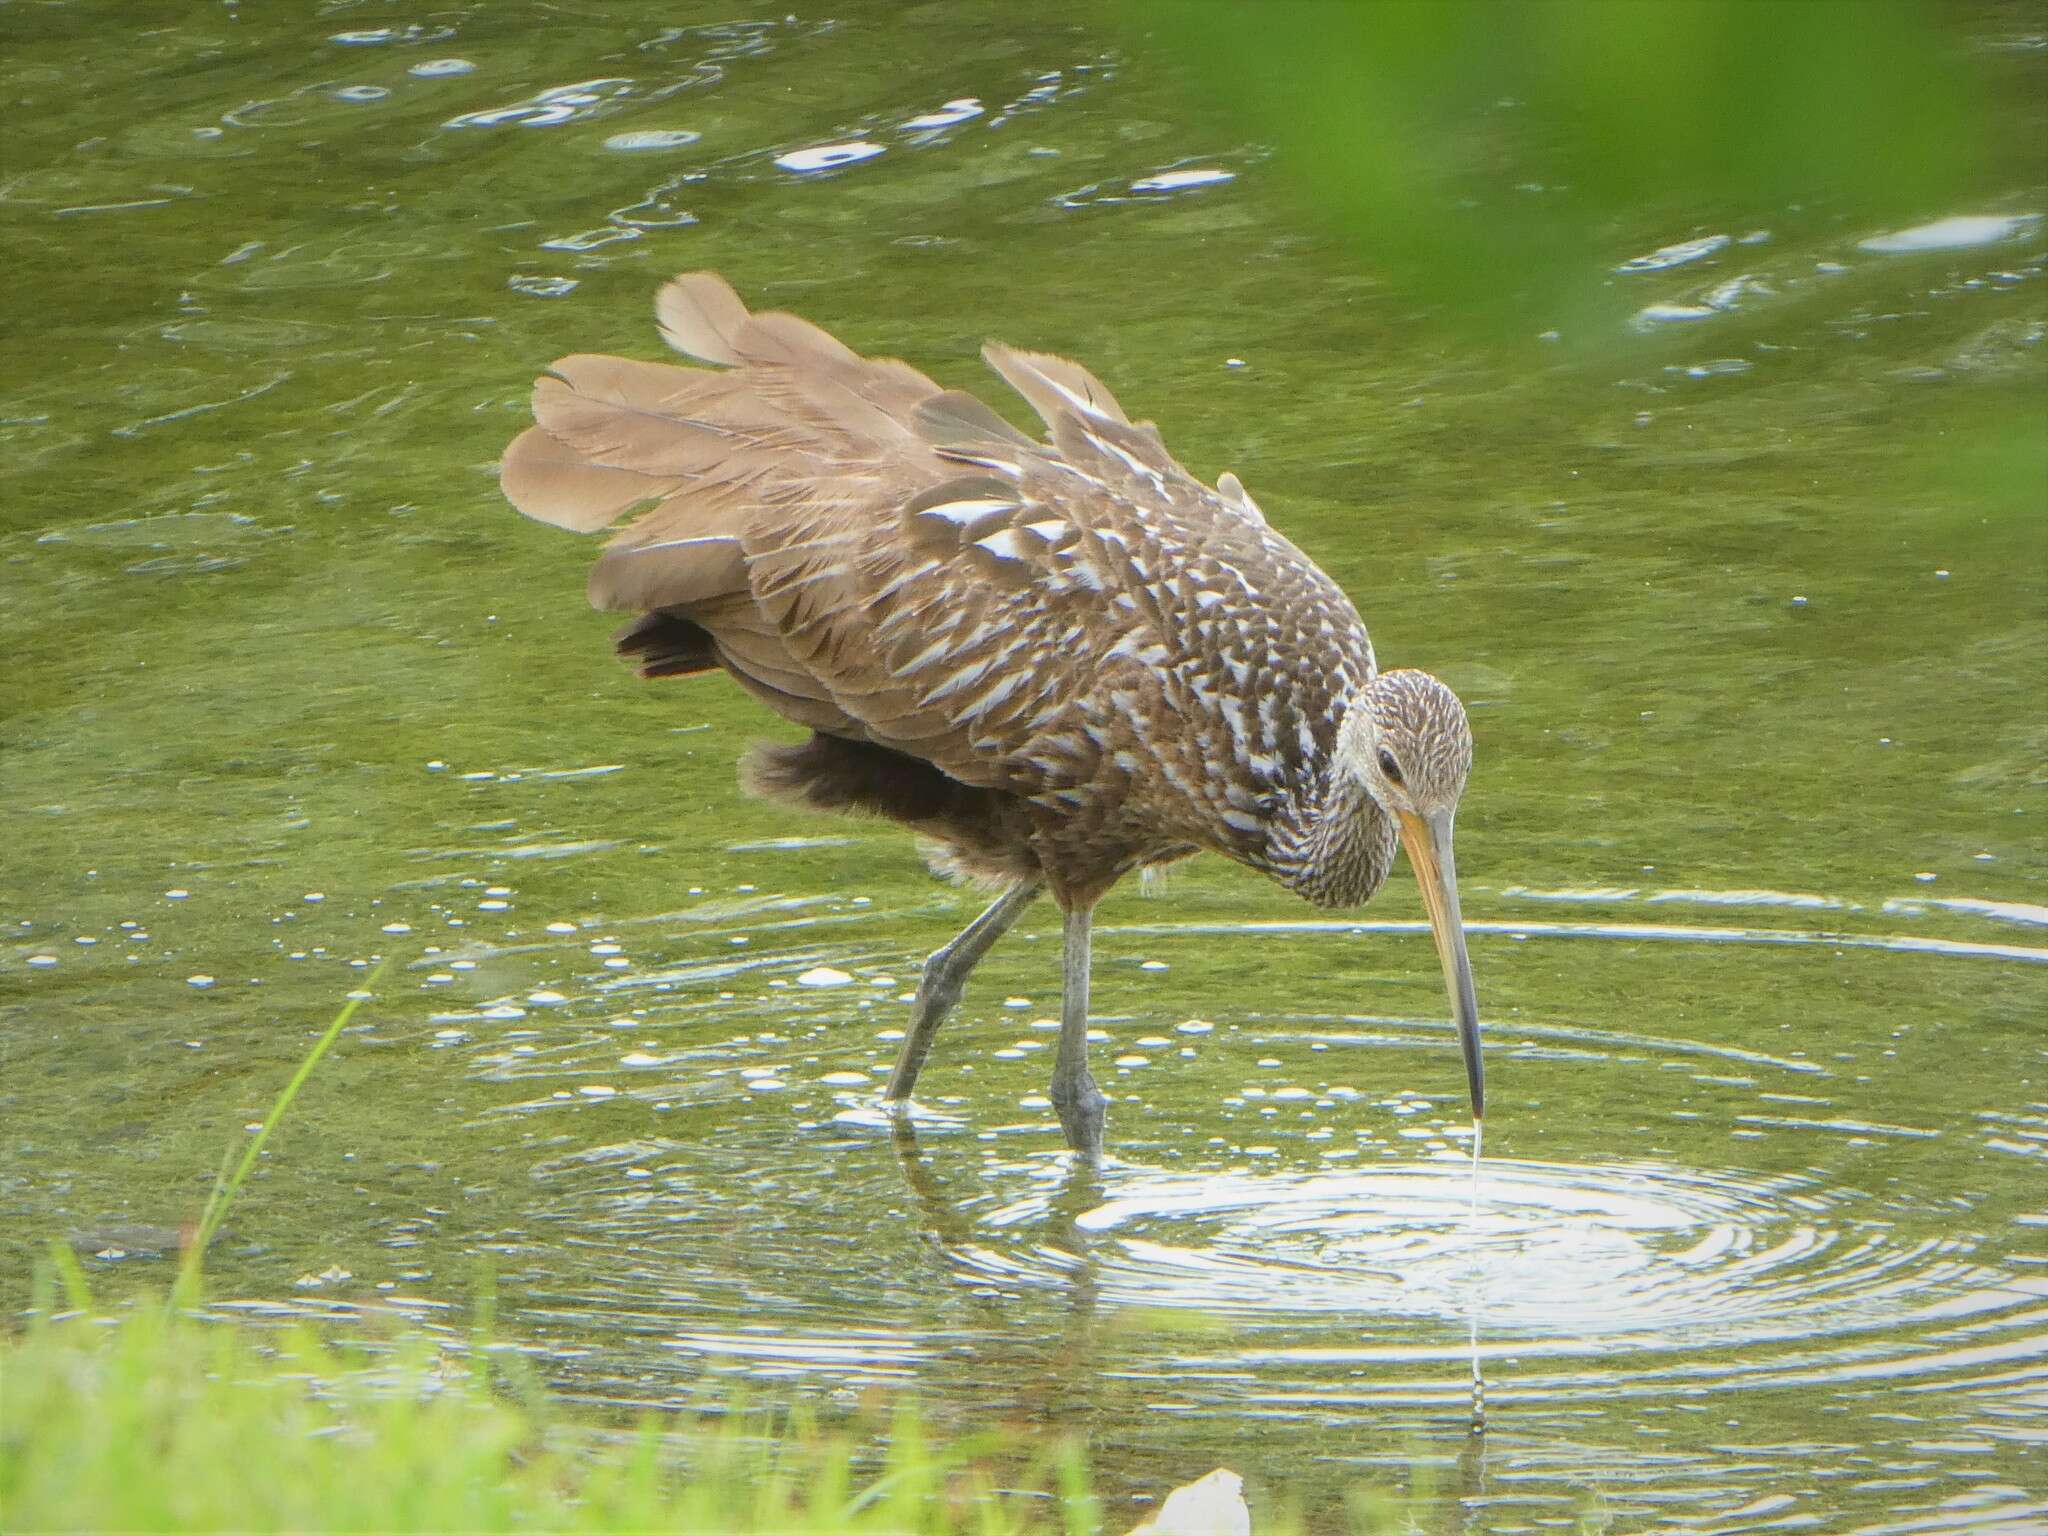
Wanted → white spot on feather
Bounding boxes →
[1043,374,1115,421]
[873,557,941,601]
[923,651,1005,704]
[975,528,1032,562]
[956,669,1027,722]
[919,497,1017,525]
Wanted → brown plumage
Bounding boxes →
[503,272,1482,1155]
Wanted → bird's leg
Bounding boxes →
[886,880,1042,1102]
[1048,900,1106,1158]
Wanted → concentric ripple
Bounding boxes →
[952,1158,2048,1403]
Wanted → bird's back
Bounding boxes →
[502,272,1377,886]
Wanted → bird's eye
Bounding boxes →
[1377,749,1404,784]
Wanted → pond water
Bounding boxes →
[3,3,2045,1530]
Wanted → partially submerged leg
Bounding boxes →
[1047,900,1106,1158]
[887,880,1042,1102]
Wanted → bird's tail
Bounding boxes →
[498,272,946,619]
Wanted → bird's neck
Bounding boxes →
[1273,766,1397,910]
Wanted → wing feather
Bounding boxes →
[505,270,1376,839]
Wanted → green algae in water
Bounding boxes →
[2,2,2045,1529]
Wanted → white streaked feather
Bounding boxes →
[918,497,1018,525]
[974,528,1032,562]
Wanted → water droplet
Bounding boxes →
[775,140,884,173]
[1130,166,1233,193]
[1859,214,2040,253]
[187,974,215,989]
[578,1084,618,1098]
[26,955,57,969]
[409,59,476,78]
[508,275,578,298]
[166,888,190,900]
[797,966,853,987]
[1614,234,1730,273]
[901,98,982,130]
[604,129,701,151]
[1632,303,1719,328]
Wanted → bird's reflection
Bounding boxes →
[888,1119,1105,1428]
[884,1119,1491,1525]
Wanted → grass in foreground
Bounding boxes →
[0,972,1450,1534]
[0,1299,1111,1534]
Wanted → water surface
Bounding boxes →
[3,3,2045,1529]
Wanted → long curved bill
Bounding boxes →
[1397,810,1483,1120]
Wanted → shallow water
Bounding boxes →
[4,3,2046,1529]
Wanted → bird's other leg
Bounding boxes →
[886,880,1042,1102]
[1048,900,1106,1158]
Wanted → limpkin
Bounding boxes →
[502,272,1480,1157]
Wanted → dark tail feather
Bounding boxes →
[741,732,1043,886]
[614,612,718,679]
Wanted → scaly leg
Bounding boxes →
[1047,901,1106,1158]
[886,880,1042,1102]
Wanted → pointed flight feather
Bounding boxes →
[982,344,1133,433]
[500,426,671,532]
[914,389,1036,452]
[656,272,751,365]
[1217,470,1268,526]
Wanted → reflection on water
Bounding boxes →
[3,0,2044,1528]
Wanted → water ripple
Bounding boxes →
[954,1157,2048,1404]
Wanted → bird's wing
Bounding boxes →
[854,345,1376,826]
[502,273,951,735]
[502,273,1373,839]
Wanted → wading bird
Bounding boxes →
[502,273,1480,1156]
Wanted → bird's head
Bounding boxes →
[1337,669,1482,1120]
